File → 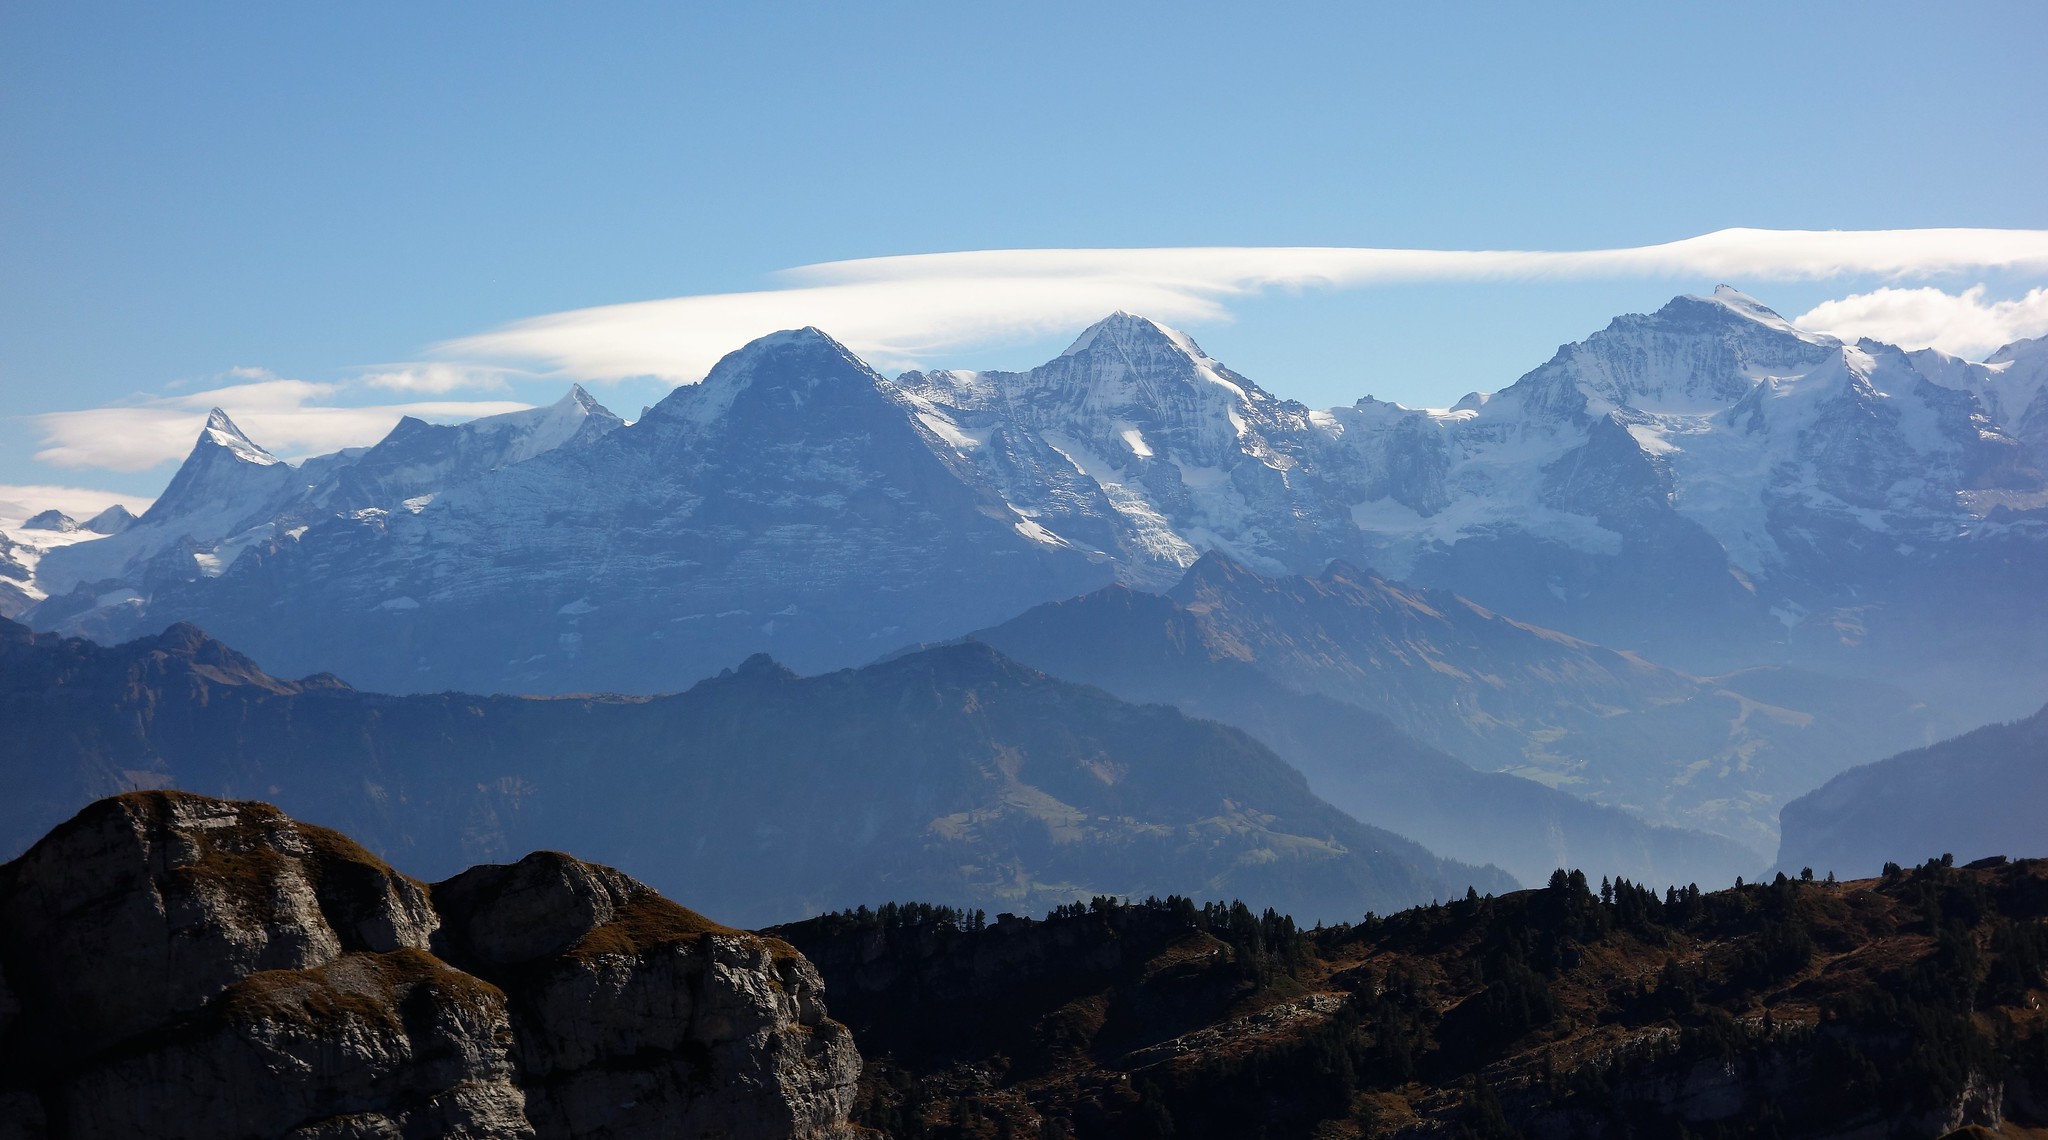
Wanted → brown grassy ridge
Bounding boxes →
[775,861,2048,1139]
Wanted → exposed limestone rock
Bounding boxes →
[0,791,438,1066]
[56,950,531,1140]
[435,851,861,1140]
[0,792,862,1140]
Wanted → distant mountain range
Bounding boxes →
[970,554,1943,874]
[0,617,1511,925]
[4,291,2044,893]
[13,291,2048,730]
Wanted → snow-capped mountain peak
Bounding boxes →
[198,408,283,467]
[650,326,882,431]
[1499,287,1843,422]
[1978,335,2048,419]
[455,383,624,466]
[1060,311,1200,359]
[25,296,2048,718]
[1695,284,1808,336]
[143,409,294,526]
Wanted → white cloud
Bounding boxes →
[1793,285,2048,359]
[358,362,522,394]
[0,484,155,527]
[28,373,533,472]
[444,227,2048,382]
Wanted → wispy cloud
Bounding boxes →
[1793,285,2048,360]
[445,228,2048,381]
[28,369,532,472]
[357,362,524,394]
[24,228,2048,487]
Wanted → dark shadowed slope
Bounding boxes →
[1778,701,2048,878]
[0,618,1509,926]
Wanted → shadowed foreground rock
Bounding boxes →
[0,791,861,1139]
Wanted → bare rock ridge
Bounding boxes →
[0,791,861,1140]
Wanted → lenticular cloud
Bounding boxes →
[444,228,2048,383]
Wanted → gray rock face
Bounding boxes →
[0,791,439,1066]
[0,792,862,1140]
[430,852,861,1140]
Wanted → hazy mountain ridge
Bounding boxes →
[1777,699,2048,878]
[966,576,1762,888]
[0,616,1510,926]
[977,554,1943,859]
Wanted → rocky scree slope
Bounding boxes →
[0,790,860,1140]
[0,617,1510,926]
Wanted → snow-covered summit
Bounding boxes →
[1691,284,1808,335]
[647,326,882,432]
[198,408,284,467]
[1060,311,1204,359]
[144,409,299,527]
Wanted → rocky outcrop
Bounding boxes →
[0,792,861,1139]
[432,851,861,1140]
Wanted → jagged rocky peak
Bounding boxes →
[141,407,297,527]
[0,791,862,1140]
[484,381,624,450]
[905,310,1312,490]
[198,406,283,466]
[1168,547,1266,597]
[1048,311,1270,403]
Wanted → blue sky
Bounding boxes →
[3,2,2045,506]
